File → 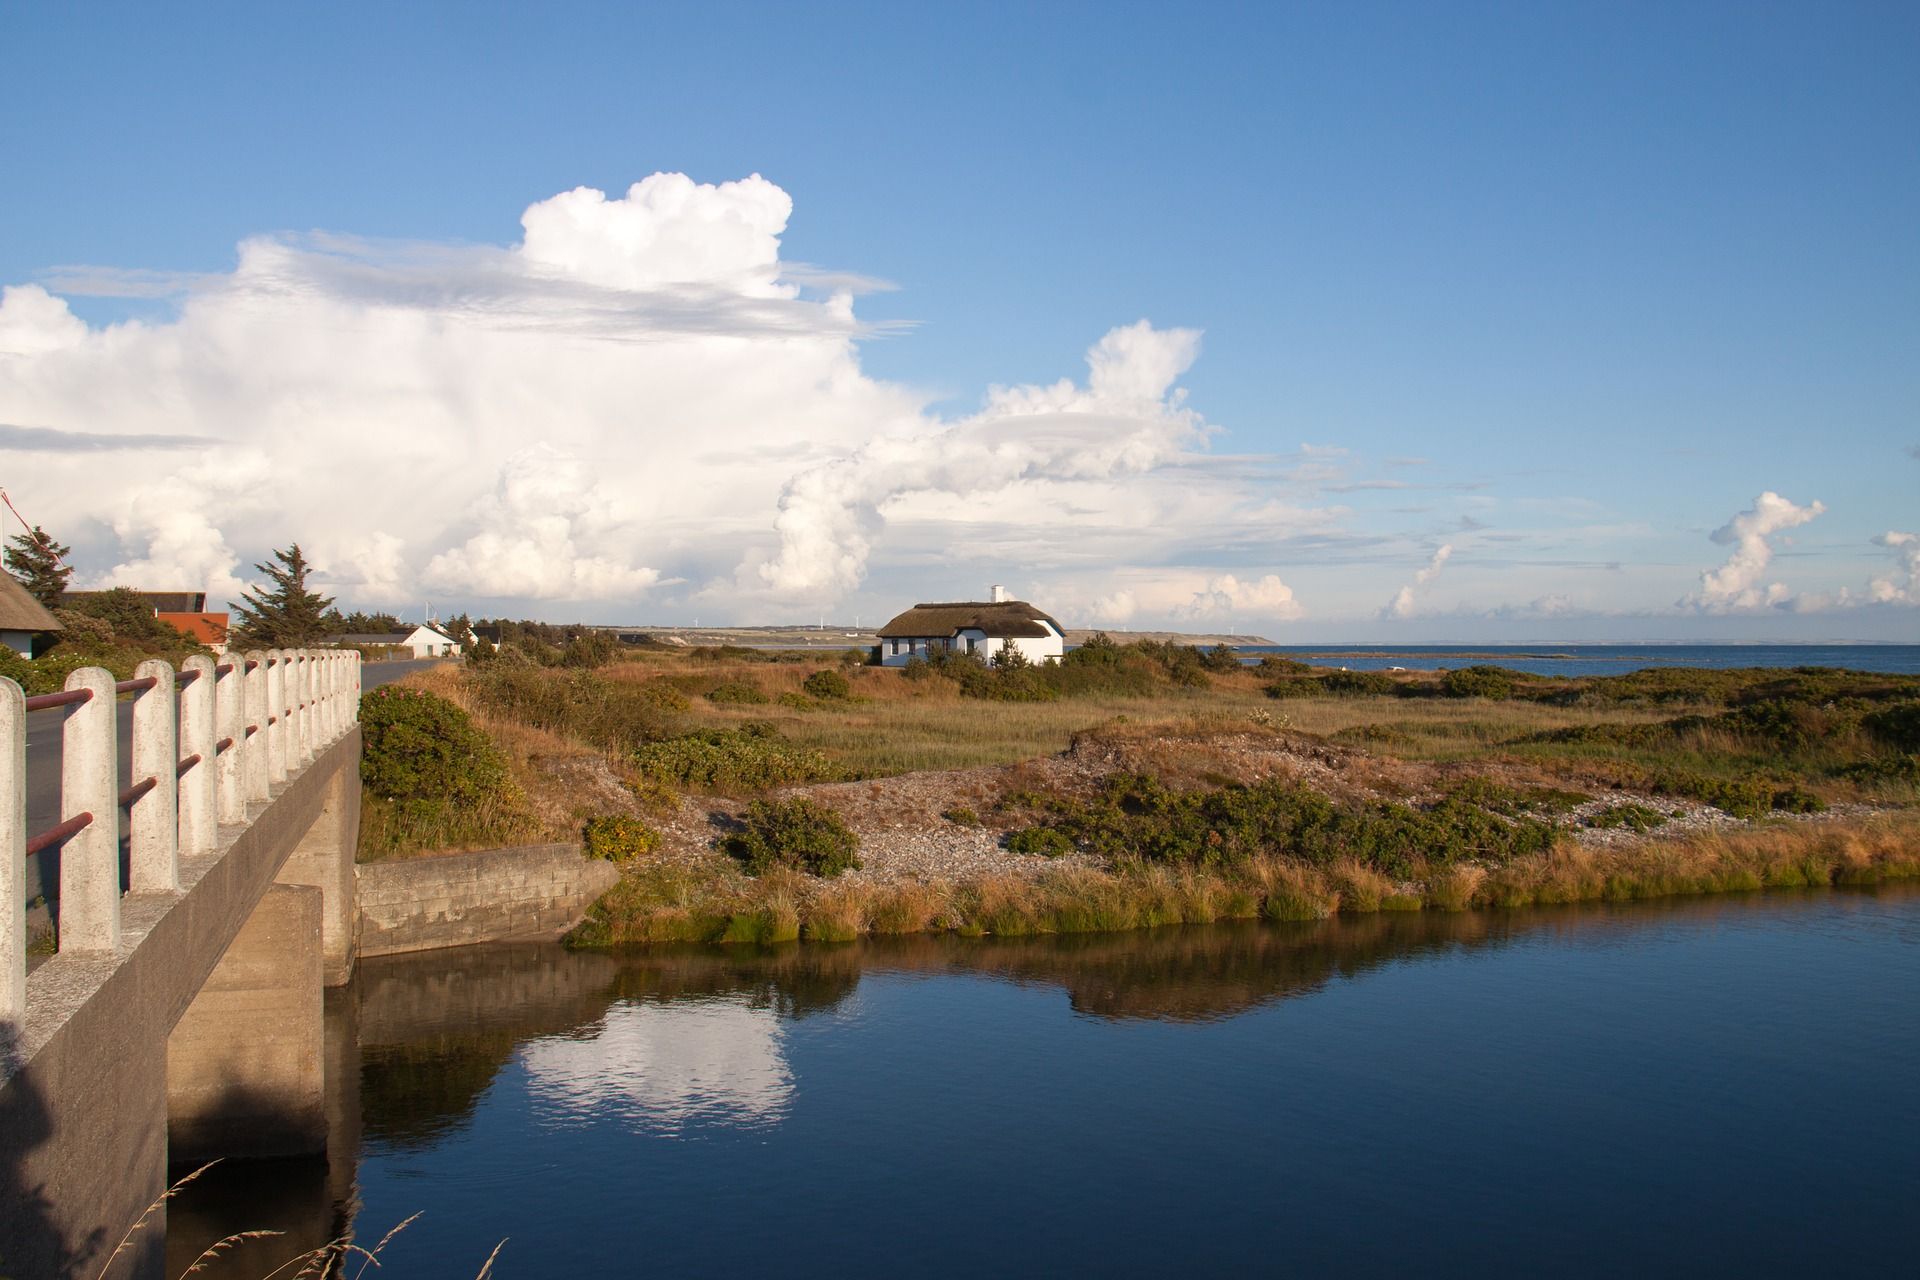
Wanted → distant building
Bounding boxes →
[326,624,463,659]
[876,589,1066,667]
[0,576,61,657]
[156,611,231,655]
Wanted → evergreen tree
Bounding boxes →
[229,544,334,647]
[5,525,72,608]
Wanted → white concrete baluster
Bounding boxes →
[60,666,119,954]
[244,651,270,804]
[179,655,217,856]
[328,652,342,739]
[215,656,246,822]
[2,678,24,1023]
[129,659,179,894]
[291,651,310,767]
[350,651,361,723]
[317,652,332,743]
[265,651,287,785]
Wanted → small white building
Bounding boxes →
[0,575,61,657]
[399,624,463,659]
[331,624,464,659]
[876,590,1066,668]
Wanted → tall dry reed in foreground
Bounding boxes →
[99,1162,505,1280]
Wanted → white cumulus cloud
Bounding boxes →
[1383,543,1453,618]
[1868,531,1920,605]
[742,320,1208,600]
[1682,491,1825,611]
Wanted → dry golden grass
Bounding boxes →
[571,812,1920,947]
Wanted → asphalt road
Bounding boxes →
[21,659,433,909]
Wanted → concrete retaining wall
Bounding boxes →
[357,843,619,957]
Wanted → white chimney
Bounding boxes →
[989,583,1009,603]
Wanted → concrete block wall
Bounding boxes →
[357,844,620,957]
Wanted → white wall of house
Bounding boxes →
[876,624,1063,668]
[401,625,463,659]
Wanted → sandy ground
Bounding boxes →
[549,726,1864,887]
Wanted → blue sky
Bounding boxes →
[2,2,1915,638]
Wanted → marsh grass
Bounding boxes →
[105,1165,506,1279]
[570,813,1920,947]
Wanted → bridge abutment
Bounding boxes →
[166,883,327,1163]
[275,764,362,987]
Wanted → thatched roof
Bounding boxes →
[877,601,1064,640]
[0,576,61,633]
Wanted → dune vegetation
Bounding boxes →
[360,636,1920,941]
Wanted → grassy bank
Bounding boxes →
[568,811,1920,946]
[362,642,1918,949]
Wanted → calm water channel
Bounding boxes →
[168,887,1920,1277]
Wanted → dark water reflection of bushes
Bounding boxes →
[345,888,1912,1144]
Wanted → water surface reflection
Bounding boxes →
[165,887,1920,1277]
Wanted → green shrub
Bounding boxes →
[0,648,101,696]
[802,668,852,700]
[1263,678,1324,700]
[360,687,513,809]
[1320,670,1397,696]
[1864,702,1920,753]
[632,725,844,793]
[1770,787,1827,814]
[583,815,661,861]
[1255,655,1313,677]
[1440,665,1522,700]
[1031,771,1556,877]
[943,805,981,826]
[1584,803,1669,833]
[1006,826,1076,856]
[724,798,860,877]
[705,679,769,705]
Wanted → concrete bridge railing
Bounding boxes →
[3,648,361,1017]
[0,647,362,1280]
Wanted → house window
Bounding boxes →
[967,637,978,654]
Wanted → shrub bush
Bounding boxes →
[360,686,513,809]
[1255,655,1313,677]
[1031,771,1556,877]
[583,815,661,861]
[1864,702,1920,753]
[1320,670,1398,696]
[705,680,769,705]
[724,798,860,877]
[802,668,852,701]
[632,725,844,792]
[943,805,981,826]
[1006,826,1076,856]
[1440,665,1522,700]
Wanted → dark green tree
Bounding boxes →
[5,525,72,608]
[230,543,334,647]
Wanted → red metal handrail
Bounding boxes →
[23,687,94,712]
[119,776,158,808]
[244,724,259,738]
[178,668,203,686]
[26,812,92,857]
[176,752,203,776]
[215,736,235,754]
[114,676,159,695]
[215,663,235,676]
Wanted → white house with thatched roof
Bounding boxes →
[0,576,61,657]
[876,587,1065,667]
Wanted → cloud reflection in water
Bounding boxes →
[519,996,794,1135]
